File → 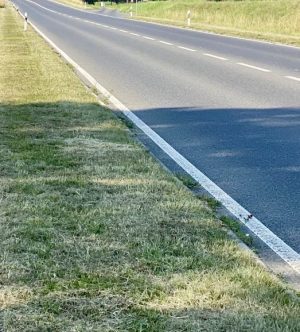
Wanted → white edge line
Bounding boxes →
[237,62,271,72]
[14,3,300,275]
[203,53,228,61]
[285,76,300,82]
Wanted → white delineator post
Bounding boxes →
[187,10,191,27]
[24,12,28,31]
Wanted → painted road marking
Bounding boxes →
[159,40,174,46]
[285,76,300,82]
[177,46,196,52]
[119,29,128,33]
[130,32,140,36]
[203,53,228,61]
[143,36,155,40]
[20,8,300,276]
[237,62,271,72]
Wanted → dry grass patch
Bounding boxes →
[0,5,300,332]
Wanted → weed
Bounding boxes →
[198,195,221,212]
[176,173,199,189]
[120,116,134,129]
[220,216,253,247]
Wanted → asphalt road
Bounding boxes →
[12,0,300,253]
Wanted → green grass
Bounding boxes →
[1,4,300,331]
[176,173,199,190]
[220,216,253,247]
[109,0,300,46]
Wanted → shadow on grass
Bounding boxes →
[1,102,300,331]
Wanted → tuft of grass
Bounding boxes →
[198,195,221,212]
[220,216,253,247]
[0,0,5,8]
[117,115,135,129]
[109,0,300,46]
[176,173,199,189]
[1,5,300,331]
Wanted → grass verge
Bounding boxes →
[1,4,300,331]
[109,0,300,47]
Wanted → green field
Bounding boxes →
[109,0,300,46]
[1,4,300,331]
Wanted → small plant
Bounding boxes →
[120,116,134,129]
[176,173,199,189]
[220,216,253,246]
[101,96,110,106]
[66,61,75,71]
[91,85,98,95]
[198,195,221,212]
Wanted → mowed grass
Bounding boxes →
[110,0,300,46]
[1,5,300,332]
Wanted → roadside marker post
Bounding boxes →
[187,10,191,27]
[130,5,133,18]
[24,12,28,31]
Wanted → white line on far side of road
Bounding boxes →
[143,36,155,40]
[159,40,174,46]
[20,7,300,276]
[285,76,300,82]
[237,62,271,72]
[203,53,228,61]
[177,46,196,52]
